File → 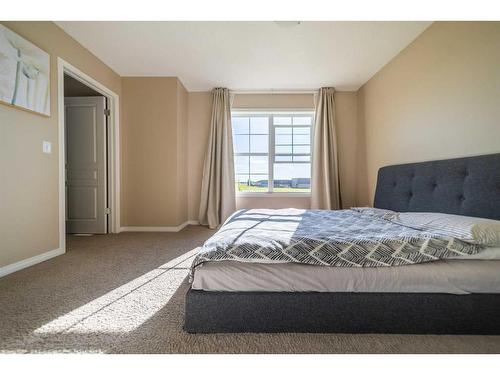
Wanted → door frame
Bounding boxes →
[57,57,121,251]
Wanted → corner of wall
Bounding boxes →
[175,79,189,225]
[354,86,369,206]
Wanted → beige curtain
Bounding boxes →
[311,87,342,210]
[198,88,236,228]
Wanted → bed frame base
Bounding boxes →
[184,289,500,334]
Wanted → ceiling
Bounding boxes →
[57,21,432,91]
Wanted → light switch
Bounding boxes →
[43,141,52,154]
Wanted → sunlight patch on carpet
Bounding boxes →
[34,248,199,334]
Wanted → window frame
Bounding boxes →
[232,110,315,197]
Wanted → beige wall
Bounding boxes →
[0,21,121,268]
[232,93,315,109]
[356,22,500,206]
[121,77,189,227]
[187,92,213,222]
[235,196,312,210]
[335,92,359,208]
[187,92,360,220]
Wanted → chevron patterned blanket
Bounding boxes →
[191,208,482,275]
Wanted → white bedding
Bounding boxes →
[191,208,500,294]
[192,258,500,294]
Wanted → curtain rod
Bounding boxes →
[230,89,317,95]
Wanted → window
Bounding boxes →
[232,112,314,194]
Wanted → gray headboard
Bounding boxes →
[374,153,500,220]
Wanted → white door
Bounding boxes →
[65,96,107,234]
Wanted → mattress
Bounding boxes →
[192,259,500,294]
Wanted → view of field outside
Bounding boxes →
[232,113,313,193]
[236,183,311,193]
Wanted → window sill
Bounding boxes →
[236,192,311,198]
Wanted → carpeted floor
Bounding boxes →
[1,225,500,354]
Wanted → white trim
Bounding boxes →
[120,221,195,233]
[0,248,64,278]
[57,58,121,241]
[57,60,66,255]
[237,192,311,198]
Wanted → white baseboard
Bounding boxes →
[120,220,200,233]
[0,248,65,278]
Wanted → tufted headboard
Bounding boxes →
[374,153,500,220]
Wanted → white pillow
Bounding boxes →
[389,212,500,246]
[448,246,500,260]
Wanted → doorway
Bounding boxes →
[64,75,108,234]
[57,58,120,249]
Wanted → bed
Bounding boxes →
[184,153,500,334]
